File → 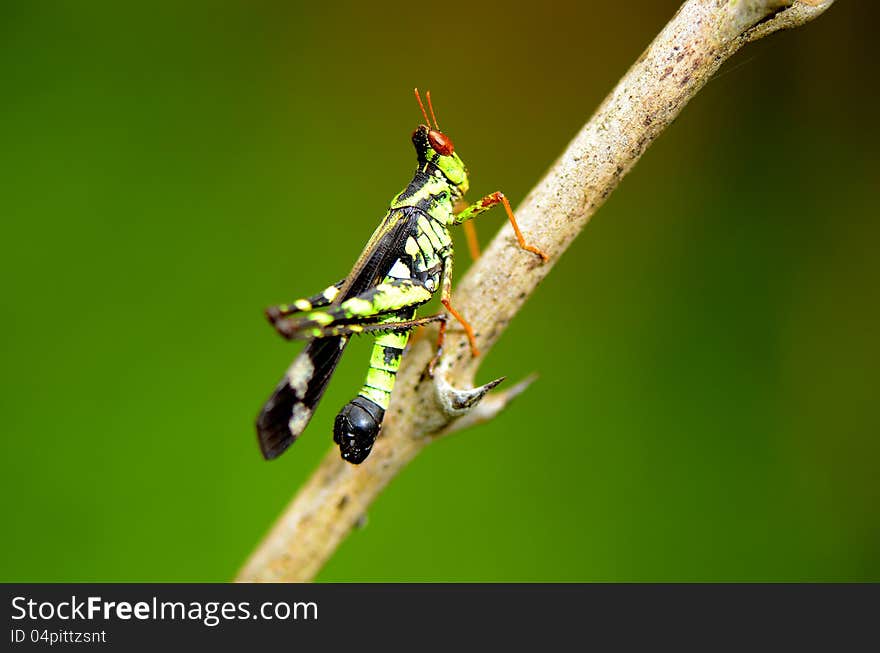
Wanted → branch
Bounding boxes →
[236,0,835,583]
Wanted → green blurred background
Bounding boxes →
[1,1,877,582]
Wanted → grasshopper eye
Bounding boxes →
[428,130,454,156]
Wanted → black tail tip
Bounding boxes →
[333,396,385,465]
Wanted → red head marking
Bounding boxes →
[428,130,454,156]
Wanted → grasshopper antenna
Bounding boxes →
[426,90,440,131]
[414,88,432,127]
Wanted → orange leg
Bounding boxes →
[454,191,548,262]
[443,299,479,357]
[427,318,447,377]
[427,248,483,376]
[427,299,480,377]
[463,221,481,261]
[497,194,548,262]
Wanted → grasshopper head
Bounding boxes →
[412,89,469,196]
[411,126,469,194]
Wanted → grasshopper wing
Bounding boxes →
[333,207,418,302]
[257,336,348,459]
[256,209,418,460]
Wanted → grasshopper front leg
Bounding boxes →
[455,192,548,262]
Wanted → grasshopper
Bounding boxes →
[257,89,547,464]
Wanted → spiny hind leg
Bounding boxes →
[293,313,447,339]
[274,279,433,340]
[266,279,345,330]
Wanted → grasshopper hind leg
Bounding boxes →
[265,279,345,335]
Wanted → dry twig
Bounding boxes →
[237,0,836,583]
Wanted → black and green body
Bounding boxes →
[257,94,545,464]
